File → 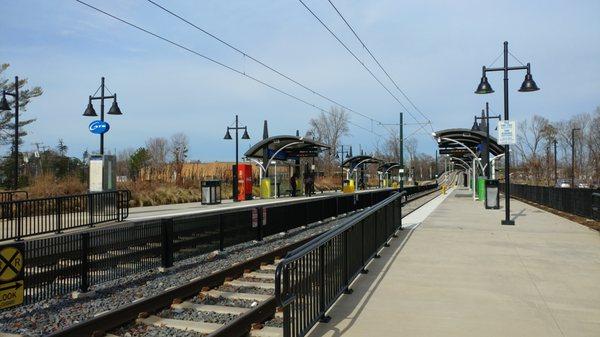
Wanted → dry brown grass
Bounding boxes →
[26,174,87,198]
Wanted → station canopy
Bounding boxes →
[244,135,330,161]
[433,128,504,164]
[377,162,401,173]
[341,155,383,171]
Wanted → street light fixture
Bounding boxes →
[475,102,501,178]
[82,77,124,155]
[0,76,21,189]
[475,41,539,226]
[224,115,250,202]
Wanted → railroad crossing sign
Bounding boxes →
[0,243,25,309]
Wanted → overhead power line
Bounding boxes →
[145,0,387,128]
[326,0,433,130]
[296,0,421,123]
[75,0,384,139]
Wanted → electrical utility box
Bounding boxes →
[89,154,117,192]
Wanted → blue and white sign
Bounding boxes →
[89,120,110,135]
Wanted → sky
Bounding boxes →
[1,0,599,161]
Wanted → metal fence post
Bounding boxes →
[218,214,225,251]
[257,208,263,241]
[343,229,352,294]
[88,193,95,227]
[16,201,22,241]
[80,232,90,292]
[161,218,174,269]
[319,244,331,322]
[56,197,62,234]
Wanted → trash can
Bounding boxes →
[201,180,222,205]
[484,179,500,209]
[342,179,355,193]
[477,176,486,201]
[260,178,271,199]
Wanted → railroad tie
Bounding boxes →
[243,271,275,279]
[171,301,249,315]
[137,315,224,334]
[249,326,283,337]
[206,290,272,302]
[260,264,277,271]
[225,280,275,290]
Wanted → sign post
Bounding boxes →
[0,243,25,309]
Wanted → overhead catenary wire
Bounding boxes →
[75,0,384,140]
[326,0,433,131]
[297,0,421,124]
[144,0,385,128]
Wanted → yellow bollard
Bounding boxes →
[441,185,447,195]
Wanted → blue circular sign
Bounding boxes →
[89,120,110,134]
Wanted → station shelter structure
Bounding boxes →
[377,162,402,188]
[244,135,330,198]
[433,128,504,199]
[340,155,383,193]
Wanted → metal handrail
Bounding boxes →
[275,190,406,307]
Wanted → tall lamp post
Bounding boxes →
[553,139,558,186]
[224,115,250,202]
[475,41,540,225]
[571,128,580,188]
[0,76,20,189]
[473,102,501,179]
[82,77,123,155]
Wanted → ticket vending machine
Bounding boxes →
[237,163,253,201]
[89,154,116,192]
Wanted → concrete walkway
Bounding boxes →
[307,187,600,337]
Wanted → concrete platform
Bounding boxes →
[307,187,600,337]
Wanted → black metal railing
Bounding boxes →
[7,185,437,307]
[275,191,406,337]
[502,184,599,220]
[592,193,600,221]
[0,190,131,241]
[0,190,29,203]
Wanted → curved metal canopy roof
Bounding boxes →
[377,162,401,173]
[341,155,383,170]
[433,128,504,160]
[244,135,330,160]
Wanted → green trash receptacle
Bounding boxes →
[477,176,486,201]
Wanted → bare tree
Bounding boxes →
[405,137,418,164]
[146,137,168,170]
[308,107,350,172]
[170,133,189,186]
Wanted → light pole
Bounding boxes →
[224,115,250,202]
[571,128,580,188]
[475,41,540,225]
[474,102,501,179]
[82,77,123,155]
[553,139,558,186]
[0,76,20,189]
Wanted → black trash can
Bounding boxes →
[485,179,500,209]
[201,180,222,205]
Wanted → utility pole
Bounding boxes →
[399,112,404,189]
[553,139,557,186]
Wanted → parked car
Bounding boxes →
[556,179,570,188]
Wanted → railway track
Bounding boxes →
[43,189,439,337]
